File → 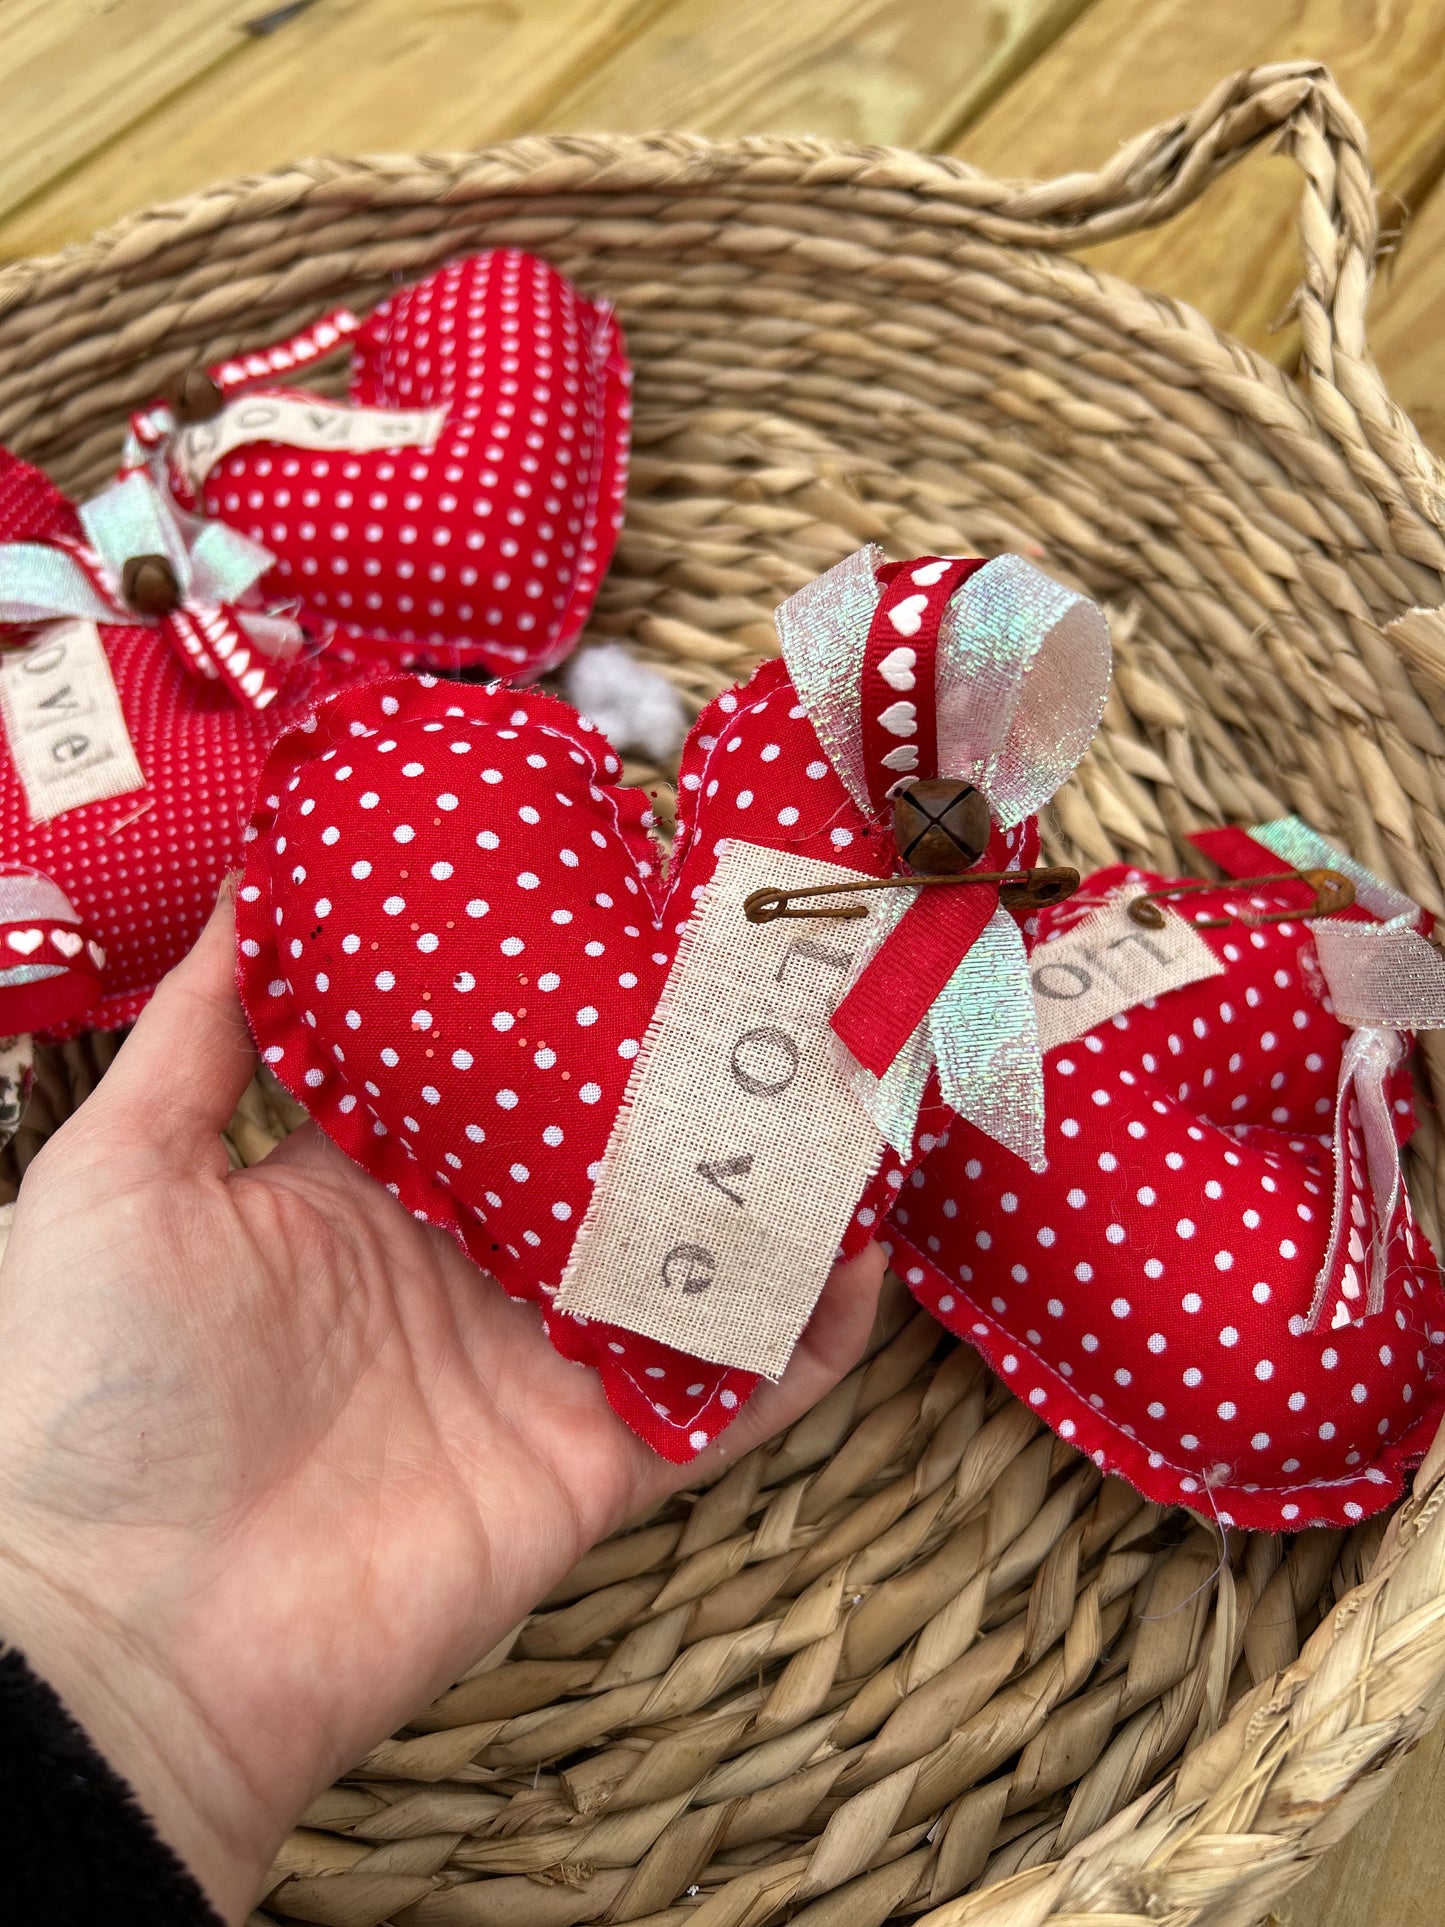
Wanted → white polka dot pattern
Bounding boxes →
[886,862,1445,1531]
[192,252,631,681]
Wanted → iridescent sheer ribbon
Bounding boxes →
[0,472,301,711]
[1250,819,1445,1327]
[777,545,1112,1165]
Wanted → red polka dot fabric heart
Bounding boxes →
[176,251,630,681]
[236,650,1046,1457]
[0,447,357,1040]
[886,861,1445,1530]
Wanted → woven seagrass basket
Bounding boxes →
[6,58,1445,1927]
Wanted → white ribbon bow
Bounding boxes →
[0,472,302,711]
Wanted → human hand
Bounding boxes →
[0,887,885,1921]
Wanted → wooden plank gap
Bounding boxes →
[928,0,1102,155]
[537,0,1099,153]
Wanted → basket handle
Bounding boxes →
[962,61,1439,522]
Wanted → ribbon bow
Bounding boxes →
[1204,817,1445,1330]
[0,471,302,711]
[777,545,1112,1168]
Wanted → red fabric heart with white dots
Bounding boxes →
[237,656,1037,1457]
[180,251,630,681]
[886,859,1445,1530]
[0,448,355,1040]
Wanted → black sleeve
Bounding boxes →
[0,1645,223,1924]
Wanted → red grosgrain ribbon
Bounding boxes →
[858,556,985,813]
[1188,826,1324,908]
[831,859,1000,1075]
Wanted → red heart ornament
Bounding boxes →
[0,447,356,1039]
[237,651,1048,1456]
[179,252,630,681]
[0,863,102,1036]
[886,863,1445,1530]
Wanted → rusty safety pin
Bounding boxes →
[744,865,1081,924]
[1126,867,1354,931]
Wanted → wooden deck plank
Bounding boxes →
[1369,186,1445,454]
[0,0,677,262]
[536,0,1091,148]
[3,0,253,225]
[953,0,1445,362]
[1274,1715,1445,1927]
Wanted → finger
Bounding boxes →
[634,1244,889,1505]
[88,882,258,1164]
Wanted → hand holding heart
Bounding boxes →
[237,546,1106,1450]
[237,667,928,1452]
[0,889,885,1921]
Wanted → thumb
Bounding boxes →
[84,881,259,1170]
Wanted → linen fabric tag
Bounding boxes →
[0,621,146,823]
[557,841,888,1379]
[172,397,449,488]
[1030,892,1224,1052]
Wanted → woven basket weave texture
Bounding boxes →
[4,60,1445,1927]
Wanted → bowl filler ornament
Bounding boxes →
[0,445,352,1040]
[237,547,1111,1458]
[888,818,1445,1530]
[127,250,632,682]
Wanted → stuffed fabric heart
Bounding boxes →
[885,847,1445,1530]
[236,671,908,1456]
[153,251,630,681]
[237,548,1109,1457]
[0,447,355,1039]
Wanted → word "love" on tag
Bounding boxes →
[557,842,888,1379]
[1030,891,1225,1051]
[172,397,449,489]
[0,619,146,824]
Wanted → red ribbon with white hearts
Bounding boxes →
[1,918,105,975]
[856,556,985,810]
[127,309,362,453]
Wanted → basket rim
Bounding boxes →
[3,63,1439,557]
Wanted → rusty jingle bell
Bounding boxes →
[891,778,1078,912]
[121,553,183,618]
[892,778,992,874]
[743,780,1080,924]
[169,367,226,426]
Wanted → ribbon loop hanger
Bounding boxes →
[775,547,1112,1167]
